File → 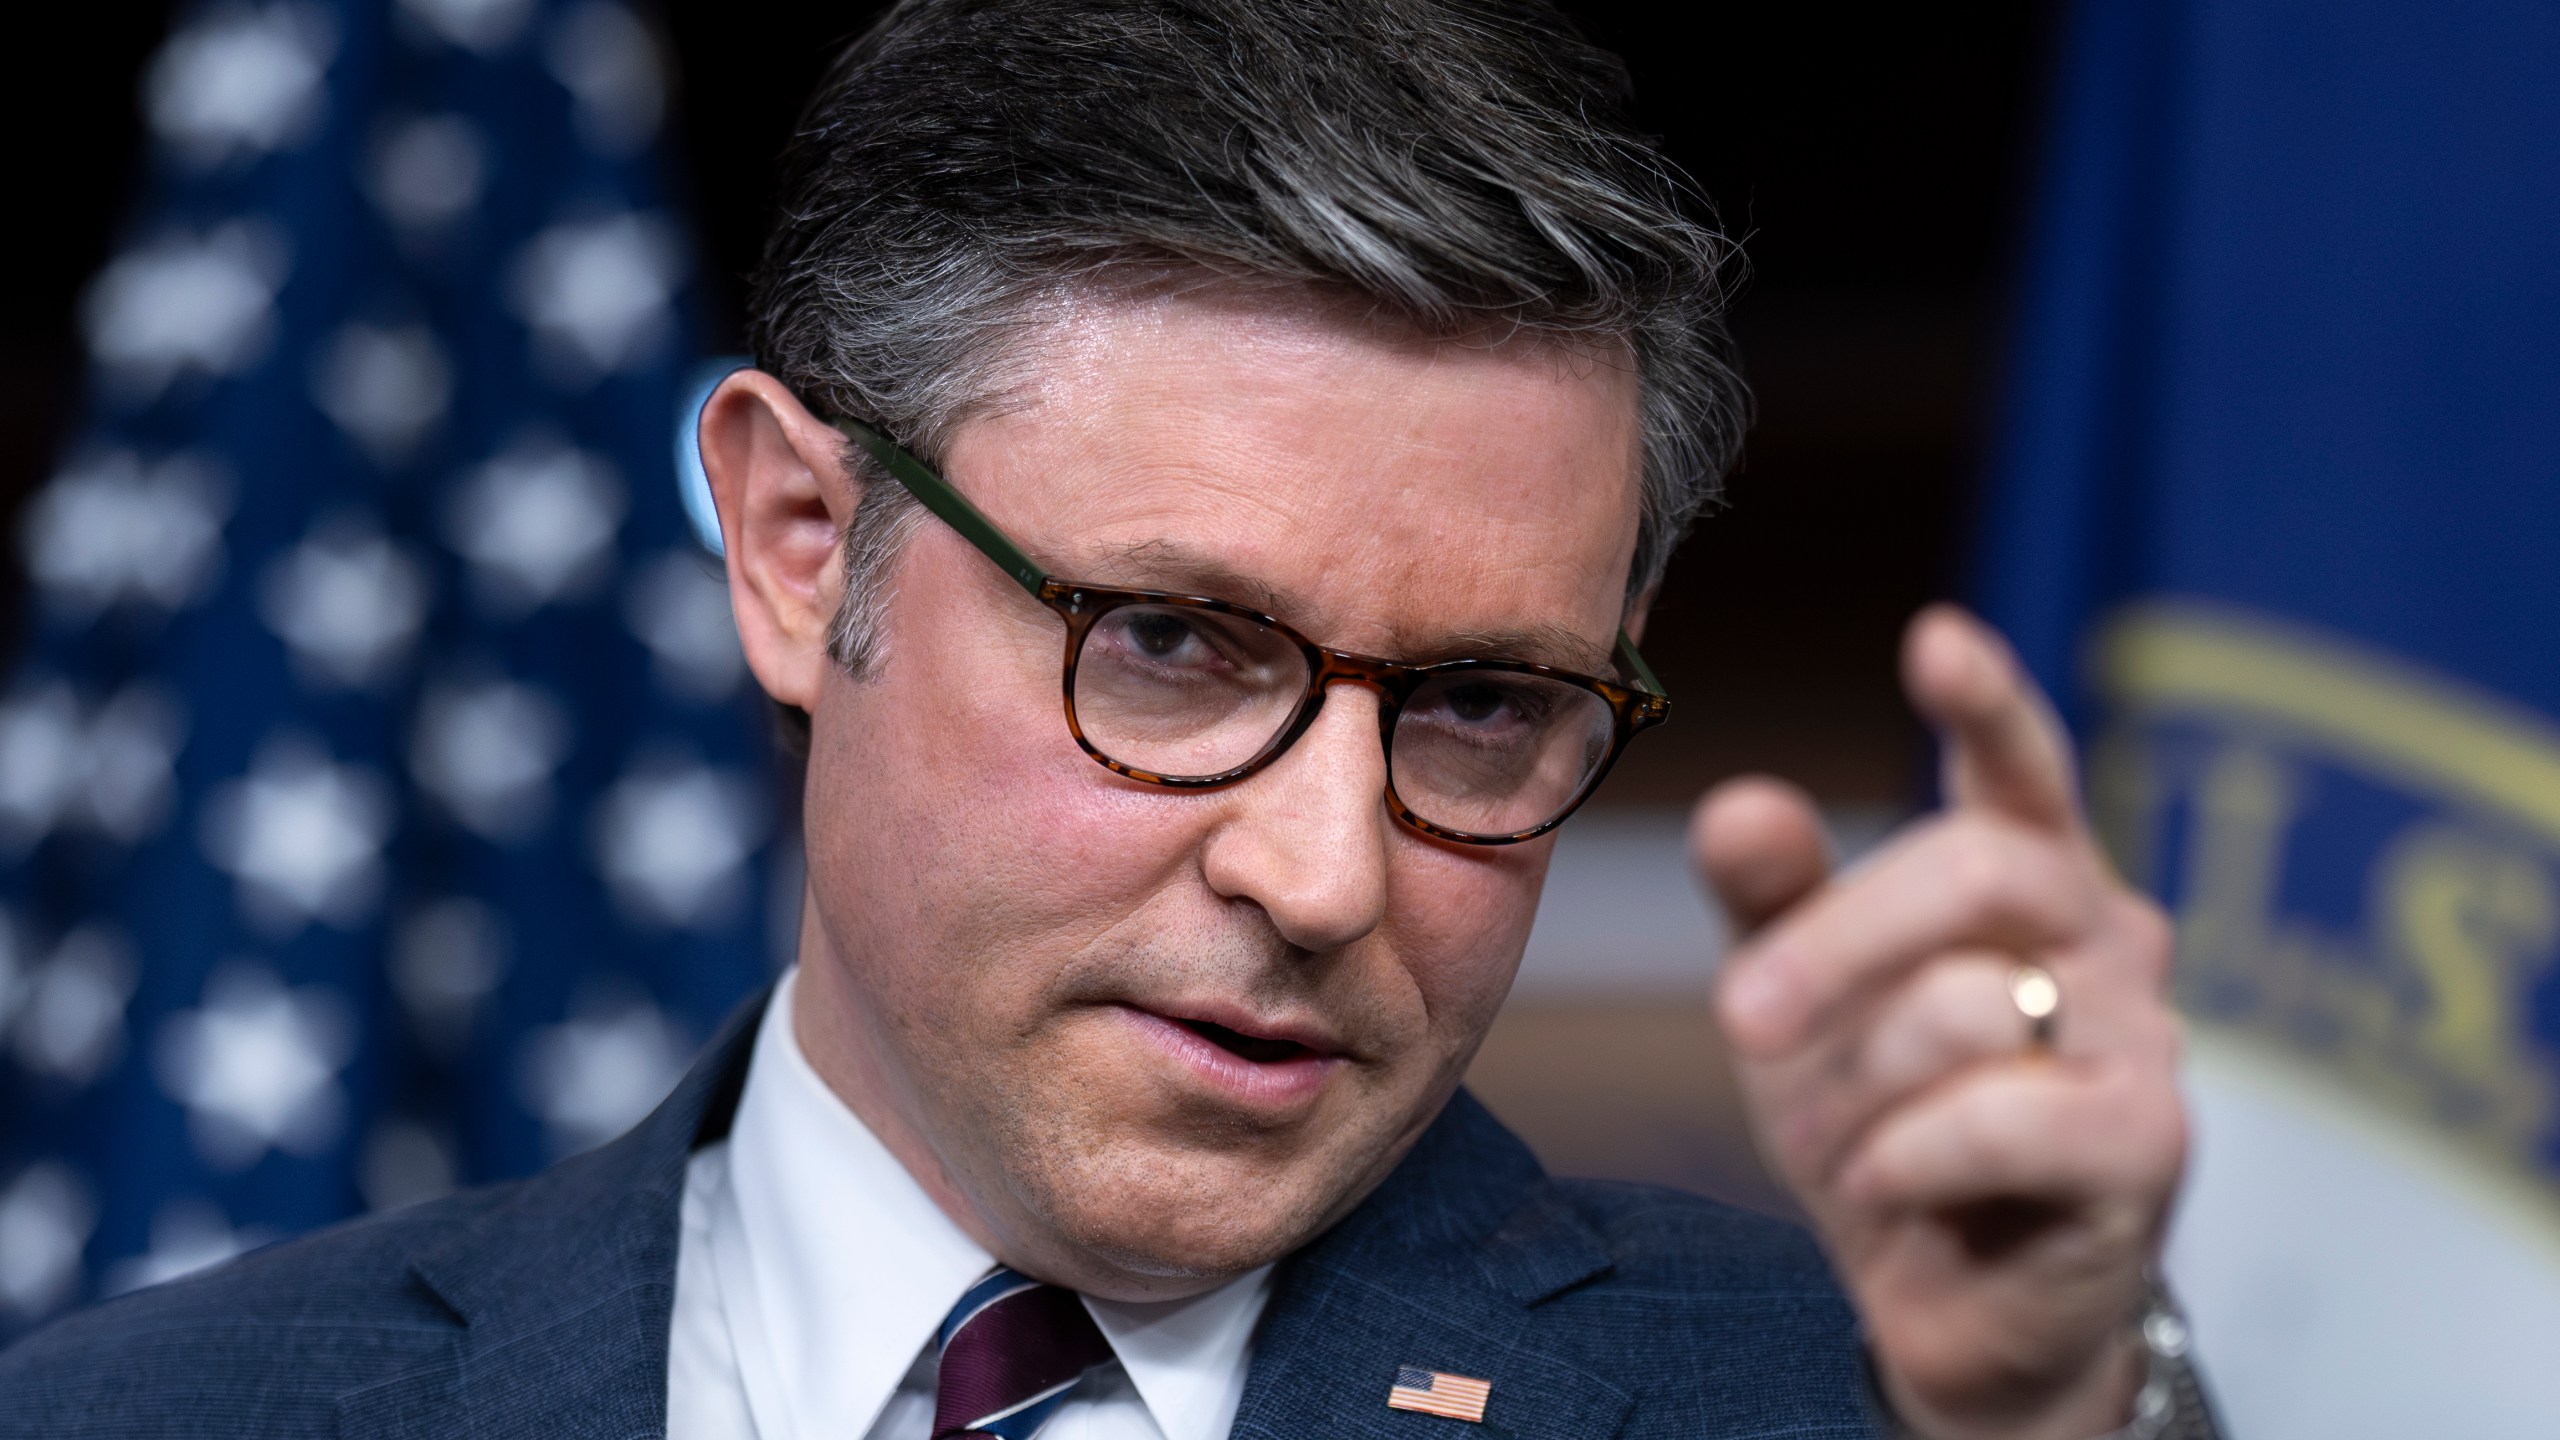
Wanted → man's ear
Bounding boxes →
[699,369,860,713]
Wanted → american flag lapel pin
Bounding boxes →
[1387,1365,1493,1424]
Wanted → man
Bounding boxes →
[0,3,2212,1437]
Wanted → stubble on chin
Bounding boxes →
[895,929,1470,1290]
[960,1042,1444,1286]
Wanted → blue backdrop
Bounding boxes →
[0,0,778,1333]
[1980,0,2560,1186]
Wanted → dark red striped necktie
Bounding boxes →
[931,1267,1116,1439]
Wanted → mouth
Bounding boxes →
[1115,1003,1348,1112]
[1176,1016,1317,1065]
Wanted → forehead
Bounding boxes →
[942,289,1645,669]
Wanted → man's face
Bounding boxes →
[780,291,1642,1298]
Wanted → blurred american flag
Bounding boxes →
[0,0,780,1337]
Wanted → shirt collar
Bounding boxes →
[1089,1269,1275,1440]
[721,968,1273,1440]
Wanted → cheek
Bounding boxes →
[804,623,1213,1003]
[1384,838,1550,1040]
[948,667,1217,947]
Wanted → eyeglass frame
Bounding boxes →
[828,415,1673,845]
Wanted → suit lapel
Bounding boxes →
[338,1003,1628,1440]
[1229,1092,1634,1440]
[354,989,768,1440]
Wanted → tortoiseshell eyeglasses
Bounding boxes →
[832,418,1672,845]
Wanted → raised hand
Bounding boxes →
[1695,605,2187,1440]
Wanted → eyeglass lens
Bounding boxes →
[1070,603,1617,837]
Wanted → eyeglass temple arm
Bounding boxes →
[1615,632,1665,698]
[831,417,1050,597]
[835,417,1666,701]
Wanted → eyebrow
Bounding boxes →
[1410,624,1617,676]
[1065,536,1618,676]
[1073,537,1292,618]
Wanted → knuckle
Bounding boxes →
[1938,822,2018,919]
[1713,954,1771,1033]
[2107,1059,2189,1158]
[2101,1073,2190,1190]
[2147,1087,2191,1170]
[1848,1125,1922,1202]
[1920,958,2007,1052]
[1865,963,1993,1094]
[2160,1092,2193,1173]
[1934,817,2090,940]
[1940,1081,2006,1161]
[1769,1105,1827,1180]
[2113,895,2178,983]
[1858,1012,1937,1097]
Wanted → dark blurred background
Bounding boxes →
[0,0,2053,810]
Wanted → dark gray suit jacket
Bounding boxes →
[0,993,1879,1437]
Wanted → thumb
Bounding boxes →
[1691,776,1832,939]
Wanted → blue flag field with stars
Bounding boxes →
[1979,0,2560,1198]
[0,0,779,1335]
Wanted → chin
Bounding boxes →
[1048,1147,1346,1281]
[988,1099,1417,1294]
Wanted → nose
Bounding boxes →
[1197,680,1393,953]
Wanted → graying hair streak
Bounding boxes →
[750,0,1749,712]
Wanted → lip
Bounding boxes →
[1114,1002,1349,1113]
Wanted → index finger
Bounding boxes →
[1903,604,2083,837]
[1717,813,2084,1057]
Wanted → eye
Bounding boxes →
[1442,682,1512,725]
[1091,607,1241,674]
[1126,611,1197,659]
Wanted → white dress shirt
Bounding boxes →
[668,968,1275,1440]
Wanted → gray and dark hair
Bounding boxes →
[748,0,1748,678]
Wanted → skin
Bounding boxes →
[1700,612,2186,1440]
[702,285,2185,1440]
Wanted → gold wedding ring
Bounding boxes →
[2008,963,2061,1050]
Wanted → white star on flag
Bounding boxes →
[154,964,355,1172]
[104,1199,274,1297]
[82,222,290,399]
[0,681,187,855]
[366,114,488,239]
[22,449,232,621]
[81,684,189,845]
[507,212,683,384]
[389,898,507,1054]
[0,1162,96,1322]
[0,913,19,1023]
[0,685,81,855]
[258,514,433,690]
[310,323,452,464]
[198,734,396,934]
[409,676,572,842]
[516,989,690,1157]
[145,2,338,170]
[624,551,746,701]
[445,432,627,614]
[545,2,663,156]
[359,1120,458,1213]
[591,756,765,930]
[397,0,536,54]
[8,925,140,1087]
